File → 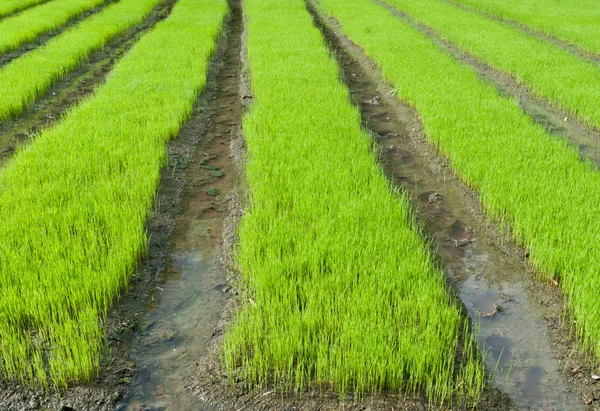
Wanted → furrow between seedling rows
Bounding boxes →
[0,0,110,57]
[0,0,166,121]
[316,0,600,360]
[376,0,600,133]
[0,0,175,169]
[0,0,226,387]
[0,0,51,20]
[223,0,484,404]
[448,0,600,56]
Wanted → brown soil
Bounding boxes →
[120,0,245,408]
[0,0,177,168]
[441,0,600,65]
[306,0,600,409]
[191,1,539,410]
[0,0,119,69]
[0,0,239,410]
[1,0,599,409]
[372,0,600,168]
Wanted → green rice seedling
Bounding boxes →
[377,0,600,132]
[0,0,226,387]
[0,0,50,19]
[223,0,484,404]
[449,0,600,56]
[0,0,164,121]
[317,0,600,365]
[0,0,108,56]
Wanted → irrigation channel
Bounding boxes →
[441,0,600,65]
[0,0,176,167]
[118,0,243,409]
[0,0,118,69]
[0,0,598,409]
[308,1,593,409]
[372,0,600,170]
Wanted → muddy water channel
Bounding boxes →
[440,0,600,65]
[372,0,600,173]
[310,4,583,410]
[0,0,119,69]
[119,3,243,409]
[0,0,177,168]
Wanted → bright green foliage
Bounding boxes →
[0,0,226,387]
[0,0,162,120]
[223,0,484,403]
[450,0,600,55]
[378,0,600,132]
[0,0,107,56]
[318,0,600,359]
[0,0,49,19]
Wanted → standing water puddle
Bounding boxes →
[116,0,583,407]
[308,3,583,410]
[119,1,243,408]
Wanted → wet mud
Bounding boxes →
[185,6,447,411]
[119,0,244,409]
[307,1,599,409]
[372,0,600,171]
[441,0,600,65]
[0,0,177,168]
[0,0,119,69]
[0,0,236,410]
[1,0,598,409]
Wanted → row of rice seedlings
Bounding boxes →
[317,0,600,361]
[0,0,227,388]
[0,0,108,56]
[0,0,49,19]
[449,0,600,55]
[0,0,164,121]
[223,0,485,404]
[377,0,600,132]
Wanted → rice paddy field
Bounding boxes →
[0,0,599,409]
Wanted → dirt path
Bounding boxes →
[304,1,597,410]
[0,0,176,168]
[441,0,600,65]
[372,0,600,171]
[0,0,119,68]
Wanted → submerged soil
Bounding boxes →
[0,0,233,409]
[307,1,599,409]
[119,0,244,408]
[371,0,600,170]
[0,0,177,168]
[1,0,599,409]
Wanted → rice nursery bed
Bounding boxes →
[0,0,50,20]
[0,0,598,409]
[449,0,600,56]
[0,0,109,56]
